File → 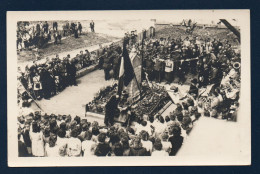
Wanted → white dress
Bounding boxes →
[141,140,153,153]
[45,144,60,157]
[67,137,82,157]
[161,141,172,152]
[30,131,45,157]
[56,137,68,156]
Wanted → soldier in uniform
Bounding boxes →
[102,52,111,80]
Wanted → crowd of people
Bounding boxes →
[17,49,98,103]
[127,34,241,87]
[17,21,61,50]
[17,105,188,157]
[17,20,95,50]
[17,24,241,157]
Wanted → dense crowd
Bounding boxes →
[17,104,188,157]
[17,43,124,107]
[131,35,240,86]
[17,25,241,157]
[18,49,95,103]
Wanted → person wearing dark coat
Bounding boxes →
[112,54,120,80]
[188,78,199,98]
[22,124,32,155]
[154,57,164,83]
[144,56,155,81]
[102,52,111,80]
[95,133,111,156]
[53,21,58,31]
[18,134,29,157]
[74,25,79,38]
[66,61,77,86]
[40,68,52,99]
[90,20,95,32]
[43,21,49,33]
[169,126,183,156]
[78,22,82,35]
[104,95,120,126]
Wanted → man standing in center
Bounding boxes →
[104,95,120,126]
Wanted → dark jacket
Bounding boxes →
[94,143,111,156]
[129,147,149,156]
[169,135,183,156]
[18,140,29,157]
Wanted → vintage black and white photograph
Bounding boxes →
[7,10,250,166]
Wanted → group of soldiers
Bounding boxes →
[139,36,240,87]
[18,49,96,103]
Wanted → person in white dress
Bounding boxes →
[67,129,82,157]
[30,122,45,157]
[45,135,60,157]
[56,129,68,157]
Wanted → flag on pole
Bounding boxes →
[117,42,135,95]
[117,57,124,95]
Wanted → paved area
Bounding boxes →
[30,69,114,124]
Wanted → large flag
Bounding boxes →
[117,42,135,95]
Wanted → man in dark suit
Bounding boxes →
[53,21,58,31]
[104,95,120,126]
[78,22,82,35]
[90,20,95,32]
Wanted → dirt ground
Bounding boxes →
[17,32,118,64]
